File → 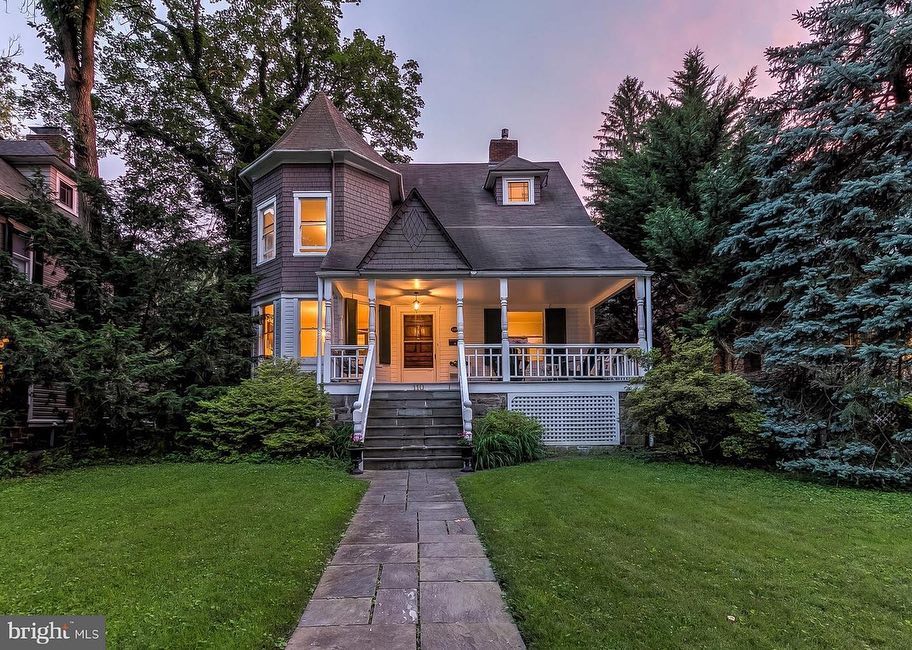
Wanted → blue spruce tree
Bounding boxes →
[717,0,912,486]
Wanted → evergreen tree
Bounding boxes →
[716,0,912,485]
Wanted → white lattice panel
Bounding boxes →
[509,393,620,446]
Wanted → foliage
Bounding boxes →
[0,462,365,647]
[715,0,912,485]
[585,49,757,348]
[459,457,912,648]
[185,360,333,459]
[625,337,766,463]
[472,409,544,470]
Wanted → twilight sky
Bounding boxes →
[1,0,813,198]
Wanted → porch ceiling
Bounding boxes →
[333,276,633,308]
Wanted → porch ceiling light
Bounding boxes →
[412,292,421,311]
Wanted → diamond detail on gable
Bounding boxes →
[402,208,428,250]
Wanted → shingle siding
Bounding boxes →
[339,165,391,240]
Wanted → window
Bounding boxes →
[260,303,275,357]
[257,199,276,264]
[294,192,331,254]
[58,180,75,209]
[299,299,319,357]
[356,303,369,345]
[504,178,533,205]
[4,224,32,279]
[507,311,544,345]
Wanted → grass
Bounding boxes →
[0,461,365,648]
[459,456,912,649]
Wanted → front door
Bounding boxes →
[401,313,436,383]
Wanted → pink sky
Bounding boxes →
[1,0,814,196]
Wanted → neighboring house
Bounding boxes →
[0,127,81,444]
[241,93,653,469]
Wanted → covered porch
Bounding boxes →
[316,273,653,388]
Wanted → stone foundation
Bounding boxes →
[328,393,357,422]
[469,393,506,419]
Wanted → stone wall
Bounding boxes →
[470,393,506,419]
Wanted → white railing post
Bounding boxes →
[322,279,333,383]
[367,279,376,346]
[635,276,648,352]
[456,279,473,441]
[500,278,510,382]
[645,275,653,352]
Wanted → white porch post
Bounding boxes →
[500,278,510,382]
[322,278,333,383]
[645,276,653,351]
[367,279,377,345]
[456,279,465,343]
[635,276,648,351]
[316,280,323,384]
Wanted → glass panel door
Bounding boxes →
[403,314,434,369]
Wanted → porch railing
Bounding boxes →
[351,343,376,444]
[456,340,473,441]
[464,343,641,381]
[330,345,368,382]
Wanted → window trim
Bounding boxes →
[293,191,332,256]
[256,196,277,266]
[298,297,320,359]
[256,301,276,358]
[6,223,34,281]
[58,179,75,210]
[503,177,534,205]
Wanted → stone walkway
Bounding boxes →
[286,469,525,649]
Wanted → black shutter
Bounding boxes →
[378,304,391,364]
[484,308,501,344]
[32,249,45,285]
[545,308,567,344]
[345,298,358,345]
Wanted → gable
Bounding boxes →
[359,191,469,272]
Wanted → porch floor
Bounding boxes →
[285,469,524,649]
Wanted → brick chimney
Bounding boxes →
[26,126,71,161]
[488,128,518,164]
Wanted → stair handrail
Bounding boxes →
[351,343,376,444]
[456,339,473,442]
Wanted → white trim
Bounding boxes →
[293,191,332,256]
[503,177,534,205]
[255,196,277,266]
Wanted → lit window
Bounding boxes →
[261,303,275,357]
[295,193,331,254]
[299,299,319,357]
[507,311,544,344]
[58,180,75,209]
[257,200,276,263]
[356,303,369,345]
[505,178,532,205]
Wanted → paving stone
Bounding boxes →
[287,624,417,649]
[418,520,449,539]
[420,622,525,649]
[298,597,372,626]
[373,588,419,624]
[408,490,461,502]
[360,493,385,504]
[312,565,379,598]
[409,502,469,518]
[357,503,407,514]
[420,557,495,582]
[420,540,486,558]
[447,518,477,536]
[343,521,417,544]
[332,543,418,565]
[381,492,407,504]
[380,563,418,589]
[420,582,514,624]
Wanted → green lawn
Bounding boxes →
[0,462,365,648]
[459,457,912,649]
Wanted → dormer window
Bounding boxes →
[257,198,276,264]
[504,178,533,205]
[58,180,75,209]
[294,192,332,255]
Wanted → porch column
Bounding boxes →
[500,278,510,382]
[635,276,648,351]
[367,278,377,346]
[322,278,333,383]
[645,276,653,351]
[316,279,324,384]
[455,279,465,343]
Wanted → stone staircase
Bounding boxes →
[362,389,465,470]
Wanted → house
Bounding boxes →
[0,127,82,444]
[241,93,653,469]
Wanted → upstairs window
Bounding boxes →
[295,192,331,254]
[257,199,276,264]
[299,299,319,357]
[260,303,275,358]
[58,180,75,209]
[3,223,33,279]
[504,178,533,205]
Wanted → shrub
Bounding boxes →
[473,409,545,470]
[625,336,767,464]
[184,360,333,459]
